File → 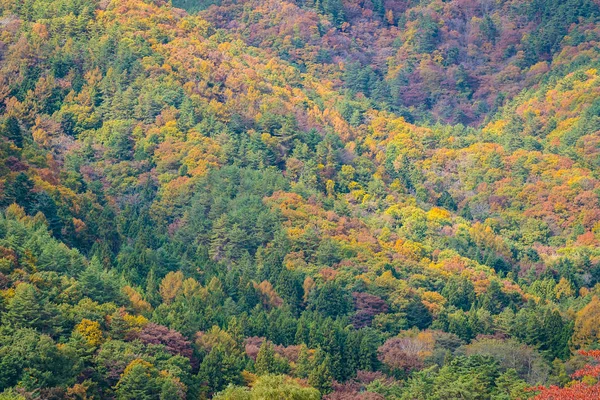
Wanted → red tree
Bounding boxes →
[533,351,600,399]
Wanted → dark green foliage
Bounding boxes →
[308,281,352,318]
[197,346,244,396]
[3,173,35,212]
[1,117,23,149]
[115,361,160,400]
[442,276,476,311]
[404,298,433,330]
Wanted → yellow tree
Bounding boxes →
[159,271,184,304]
[573,296,600,348]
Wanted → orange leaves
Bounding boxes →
[123,286,152,314]
[302,276,315,303]
[254,280,283,309]
[421,291,446,315]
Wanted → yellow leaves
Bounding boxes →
[286,227,306,240]
[326,180,335,197]
[375,270,406,291]
[5,204,26,221]
[555,277,575,300]
[123,313,149,329]
[284,252,308,273]
[182,277,202,299]
[567,175,585,188]
[573,296,600,348]
[1,287,16,303]
[394,240,427,262]
[378,226,392,244]
[218,42,232,53]
[207,99,228,120]
[422,291,446,305]
[123,359,153,377]
[159,271,184,304]
[75,319,103,347]
[241,370,258,386]
[178,17,212,37]
[427,207,451,222]
[182,135,220,176]
[261,132,278,147]
[31,116,60,148]
[303,276,315,303]
[196,326,238,354]
[160,120,182,138]
[430,255,467,276]
[482,119,508,138]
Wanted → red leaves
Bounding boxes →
[533,351,600,399]
[135,323,194,361]
[352,292,388,329]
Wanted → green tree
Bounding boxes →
[308,349,333,394]
[3,283,57,334]
[115,360,159,400]
[255,340,276,375]
[78,256,124,304]
[1,117,23,148]
[198,345,244,396]
[295,345,311,379]
[214,374,320,400]
[442,276,476,311]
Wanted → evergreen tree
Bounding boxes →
[4,173,35,212]
[295,344,311,379]
[197,345,243,396]
[78,256,124,304]
[3,283,56,334]
[442,276,476,311]
[308,350,333,394]
[404,299,433,329]
[2,116,23,148]
[255,340,276,375]
[115,360,159,400]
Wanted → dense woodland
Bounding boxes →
[1,0,600,398]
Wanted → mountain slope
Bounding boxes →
[0,0,599,398]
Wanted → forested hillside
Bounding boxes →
[1,0,600,398]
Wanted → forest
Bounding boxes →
[1,0,600,398]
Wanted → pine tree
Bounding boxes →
[405,299,433,329]
[209,216,229,262]
[2,116,23,148]
[3,283,48,329]
[79,256,123,304]
[5,173,35,212]
[198,345,243,396]
[145,267,161,307]
[115,360,159,400]
[255,340,276,375]
[308,350,333,394]
[358,329,380,371]
[295,344,311,379]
